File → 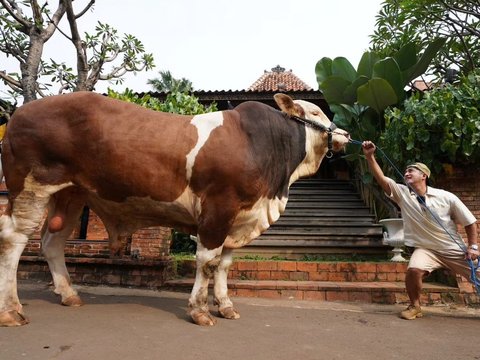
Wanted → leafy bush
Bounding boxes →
[381,70,480,178]
[107,88,217,114]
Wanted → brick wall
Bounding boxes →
[0,182,171,260]
[436,166,480,297]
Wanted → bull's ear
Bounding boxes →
[274,93,296,115]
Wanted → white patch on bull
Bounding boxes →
[224,195,288,248]
[289,127,328,186]
[185,112,224,181]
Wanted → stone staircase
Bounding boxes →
[234,178,386,259]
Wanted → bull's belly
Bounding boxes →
[87,187,199,234]
[86,188,287,247]
[224,195,288,249]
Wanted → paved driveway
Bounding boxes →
[1,280,479,360]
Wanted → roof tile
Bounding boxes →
[248,65,313,92]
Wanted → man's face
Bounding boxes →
[404,167,426,184]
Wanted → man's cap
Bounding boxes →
[406,162,431,178]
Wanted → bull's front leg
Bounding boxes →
[213,248,240,320]
[188,239,223,326]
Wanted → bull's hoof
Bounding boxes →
[190,309,217,326]
[61,295,84,307]
[0,310,30,327]
[219,306,240,320]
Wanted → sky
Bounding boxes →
[1,0,385,96]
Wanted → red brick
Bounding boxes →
[280,290,303,300]
[237,261,258,271]
[317,263,335,271]
[396,263,408,272]
[257,289,281,299]
[326,291,349,302]
[270,271,290,280]
[337,262,355,272]
[256,271,273,280]
[277,261,297,271]
[328,272,348,281]
[303,291,326,301]
[377,263,397,273]
[289,272,308,281]
[257,261,277,271]
[380,273,392,281]
[349,292,373,302]
[308,271,327,281]
[355,263,377,273]
[296,262,318,272]
[386,273,398,281]
[353,272,376,282]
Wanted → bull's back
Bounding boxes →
[3,92,197,202]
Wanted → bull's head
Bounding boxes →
[274,93,349,152]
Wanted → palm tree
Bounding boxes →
[148,70,193,93]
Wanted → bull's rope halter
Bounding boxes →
[288,114,345,157]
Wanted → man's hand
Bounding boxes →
[362,141,376,157]
[466,247,479,261]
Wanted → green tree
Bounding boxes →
[0,0,154,103]
[148,70,193,93]
[382,69,480,178]
[371,0,480,81]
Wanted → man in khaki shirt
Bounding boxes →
[362,141,479,320]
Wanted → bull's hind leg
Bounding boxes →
[213,248,240,320]
[41,187,87,307]
[188,239,223,326]
[0,183,57,326]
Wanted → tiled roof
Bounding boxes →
[248,65,313,92]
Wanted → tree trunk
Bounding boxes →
[21,33,45,103]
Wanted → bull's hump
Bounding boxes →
[186,112,224,180]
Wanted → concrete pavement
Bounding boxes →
[1,280,479,360]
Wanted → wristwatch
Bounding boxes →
[469,244,479,251]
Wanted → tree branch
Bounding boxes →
[41,0,69,42]
[0,0,31,33]
[0,70,22,90]
[75,0,95,19]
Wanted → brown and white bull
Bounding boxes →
[0,91,349,327]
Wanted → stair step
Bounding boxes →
[163,278,459,305]
[249,238,383,247]
[282,207,371,217]
[259,227,383,236]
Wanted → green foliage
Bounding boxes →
[315,39,445,151]
[371,0,480,79]
[148,70,193,93]
[170,230,197,254]
[381,69,480,178]
[107,88,217,115]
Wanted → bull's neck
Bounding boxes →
[288,128,328,185]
